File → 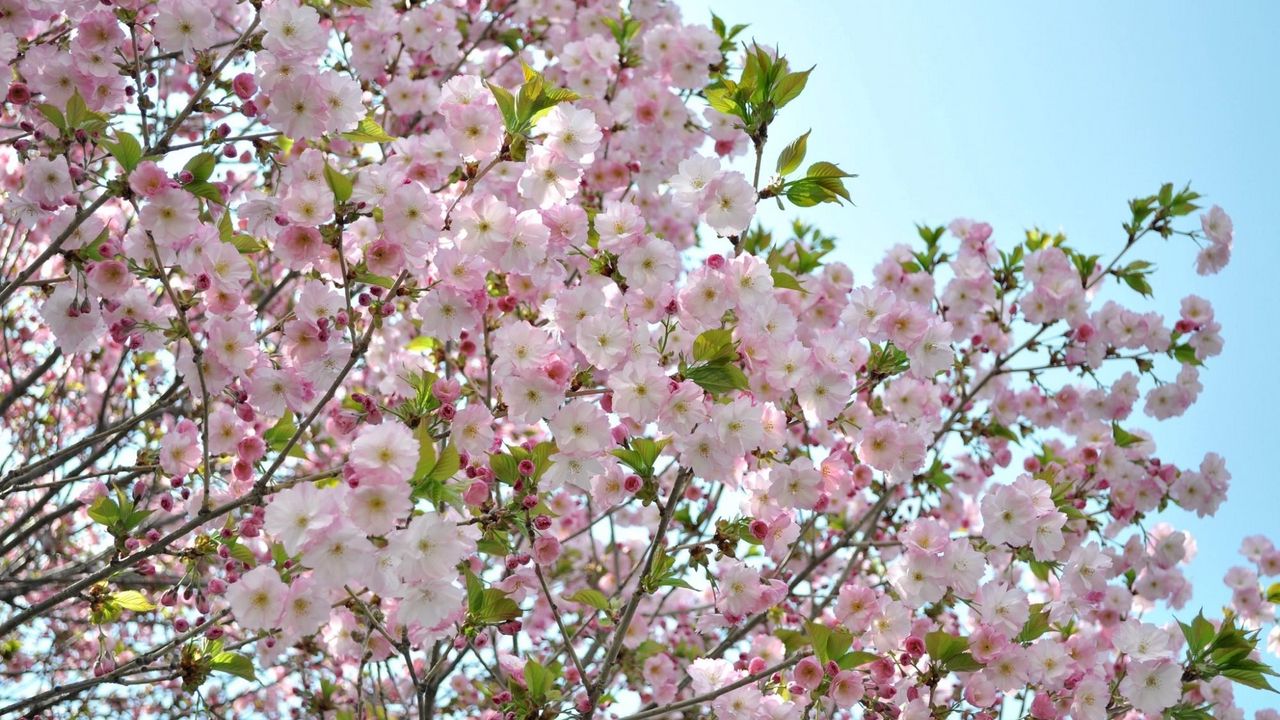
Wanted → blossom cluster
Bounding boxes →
[0,1,1275,719]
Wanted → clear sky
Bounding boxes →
[678,0,1280,711]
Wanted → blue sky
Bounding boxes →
[680,0,1280,710]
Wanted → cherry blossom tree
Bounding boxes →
[0,1,1276,719]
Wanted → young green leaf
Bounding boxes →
[210,651,257,682]
[341,115,395,144]
[775,130,810,176]
[323,163,353,203]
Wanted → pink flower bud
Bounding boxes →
[463,480,489,506]
[904,635,926,657]
[543,358,571,384]
[7,82,31,105]
[431,378,461,403]
[533,536,560,565]
[232,73,257,100]
[237,436,265,463]
[813,493,830,512]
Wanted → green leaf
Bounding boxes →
[341,115,395,144]
[1266,583,1280,605]
[1016,604,1051,643]
[805,622,851,664]
[612,448,646,475]
[1180,611,1216,654]
[512,64,580,132]
[944,651,983,673]
[1220,668,1278,692]
[120,508,152,532]
[222,541,256,567]
[925,630,968,662]
[406,336,436,353]
[524,658,552,701]
[87,496,121,526]
[629,438,667,470]
[1119,270,1153,297]
[1171,343,1203,367]
[113,590,156,612]
[601,15,643,45]
[770,269,804,292]
[487,81,518,132]
[771,67,812,108]
[102,132,144,172]
[36,103,66,132]
[783,168,854,207]
[354,271,395,289]
[656,576,695,590]
[472,586,522,625]
[530,441,557,480]
[227,233,263,254]
[867,342,910,377]
[323,163,353,203]
[613,438,666,479]
[63,91,109,133]
[210,651,257,682]
[986,423,1022,445]
[427,444,460,483]
[775,130,810,176]
[490,453,520,485]
[476,535,510,556]
[184,152,217,184]
[91,599,123,624]
[684,362,749,395]
[411,424,438,483]
[564,588,611,612]
[184,181,224,205]
[836,651,878,669]
[1111,423,1141,448]
[922,458,952,490]
[263,411,298,451]
[704,87,741,117]
[78,227,110,262]
[65,92,89,129]
[806,161,853,180]
[692,328,736,364]
[218,208,234,243]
